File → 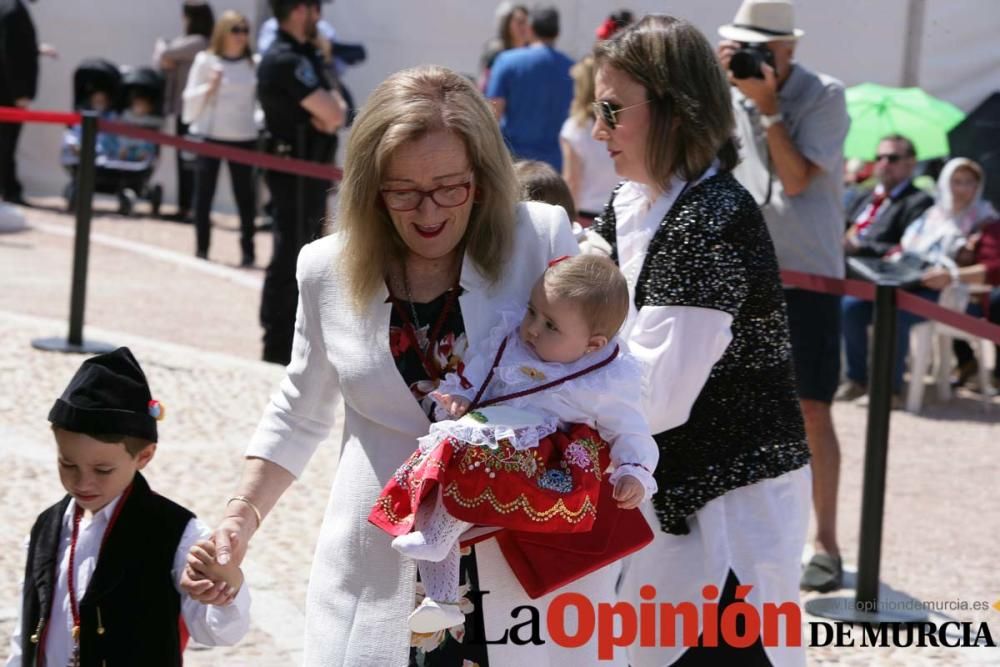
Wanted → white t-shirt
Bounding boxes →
[559,117,620,214]
[182,51,258,142]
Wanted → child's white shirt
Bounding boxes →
[435,310,659,497]
[6,495,250,667]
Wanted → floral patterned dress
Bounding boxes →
[389,288,489,667]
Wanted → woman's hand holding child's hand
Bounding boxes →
[612,475,645,510]
[431,392,471,418]
[182,539,243,606]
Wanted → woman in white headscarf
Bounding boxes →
[917,158,999,385]
[901,157,996,271]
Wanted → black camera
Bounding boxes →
[729,43,775,80]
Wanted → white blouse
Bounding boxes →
[435,311,659,497]
[608,178,810,667]
[182,51,258,141]
[6,495,251,667]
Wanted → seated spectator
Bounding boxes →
[918,159,999,388]
[559,56,619,225]
[845,134,934,258]
[514,159,575,223]
[837,157,988,404]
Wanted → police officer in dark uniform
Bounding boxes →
[257,0,345,364]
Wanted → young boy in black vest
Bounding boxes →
[7,347,250,666]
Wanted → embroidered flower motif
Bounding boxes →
[564,442,593,471]
[389,325,412,356]
[467,410,489,423]
[519,365,546,380]
[537,469,573,494]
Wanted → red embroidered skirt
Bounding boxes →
[369,423,609,536]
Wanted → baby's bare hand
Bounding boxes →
[612,476,645,510]
[431,392,472,418]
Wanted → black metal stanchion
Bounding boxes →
[32,111,115,354]
[806,281,925,624]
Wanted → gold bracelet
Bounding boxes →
[227,495,262,530]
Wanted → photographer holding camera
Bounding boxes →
[718,0,850,594]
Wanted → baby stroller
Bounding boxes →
[61,59,165,216]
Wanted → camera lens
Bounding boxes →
[730,48,764,80]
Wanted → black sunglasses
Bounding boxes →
[592,99,650,130]
[230,25,250,35]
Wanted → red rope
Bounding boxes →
[0,106,81,125]
[0,106,341,182]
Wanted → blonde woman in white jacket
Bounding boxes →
[181,66,633,667]
[182,11,258,266]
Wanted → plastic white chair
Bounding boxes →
[906,285,994,412]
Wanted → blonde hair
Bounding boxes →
[543,255,629,337]
[569,56,597,126]
[208,11,253,61]
[593,15,738,188]
[338,66,520,308]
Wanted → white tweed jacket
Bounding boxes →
[246,202,589,666]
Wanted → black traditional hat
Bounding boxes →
[48,347,162,443]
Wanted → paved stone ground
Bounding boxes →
[1,201,998,665]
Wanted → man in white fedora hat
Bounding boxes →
[718,0,850,595]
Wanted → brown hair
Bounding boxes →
[568,55,598,126]
[209,11,253,62]
[52,425,153,458]
[498,3,529,49]
[593,15,739,188]
[543,255,629,337]
[338,66,520,309]
[514,159,576,222]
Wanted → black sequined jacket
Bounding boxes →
[592,172,810,535]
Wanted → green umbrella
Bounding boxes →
[844,83,965,161]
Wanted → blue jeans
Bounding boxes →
[842,289,939,393]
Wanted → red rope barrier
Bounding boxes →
[782,269,1000,345]
[896,290,1000,344]
[781,269,875,300]
[98,119,342,181]
[0,105,341,182]
[0,106,81,125]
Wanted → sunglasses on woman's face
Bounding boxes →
[230,25,249,35]
[592,99,650,130]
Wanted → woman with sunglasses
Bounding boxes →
[582,16,810,666]
[182,11,259,266]
[192,66,625,667]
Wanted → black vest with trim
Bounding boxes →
[592,173,810,534]
[20,471,194,666]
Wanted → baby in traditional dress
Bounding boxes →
[370,254,658,633]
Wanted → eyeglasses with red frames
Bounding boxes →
[592,99,650,130]
[380,180,474,212]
